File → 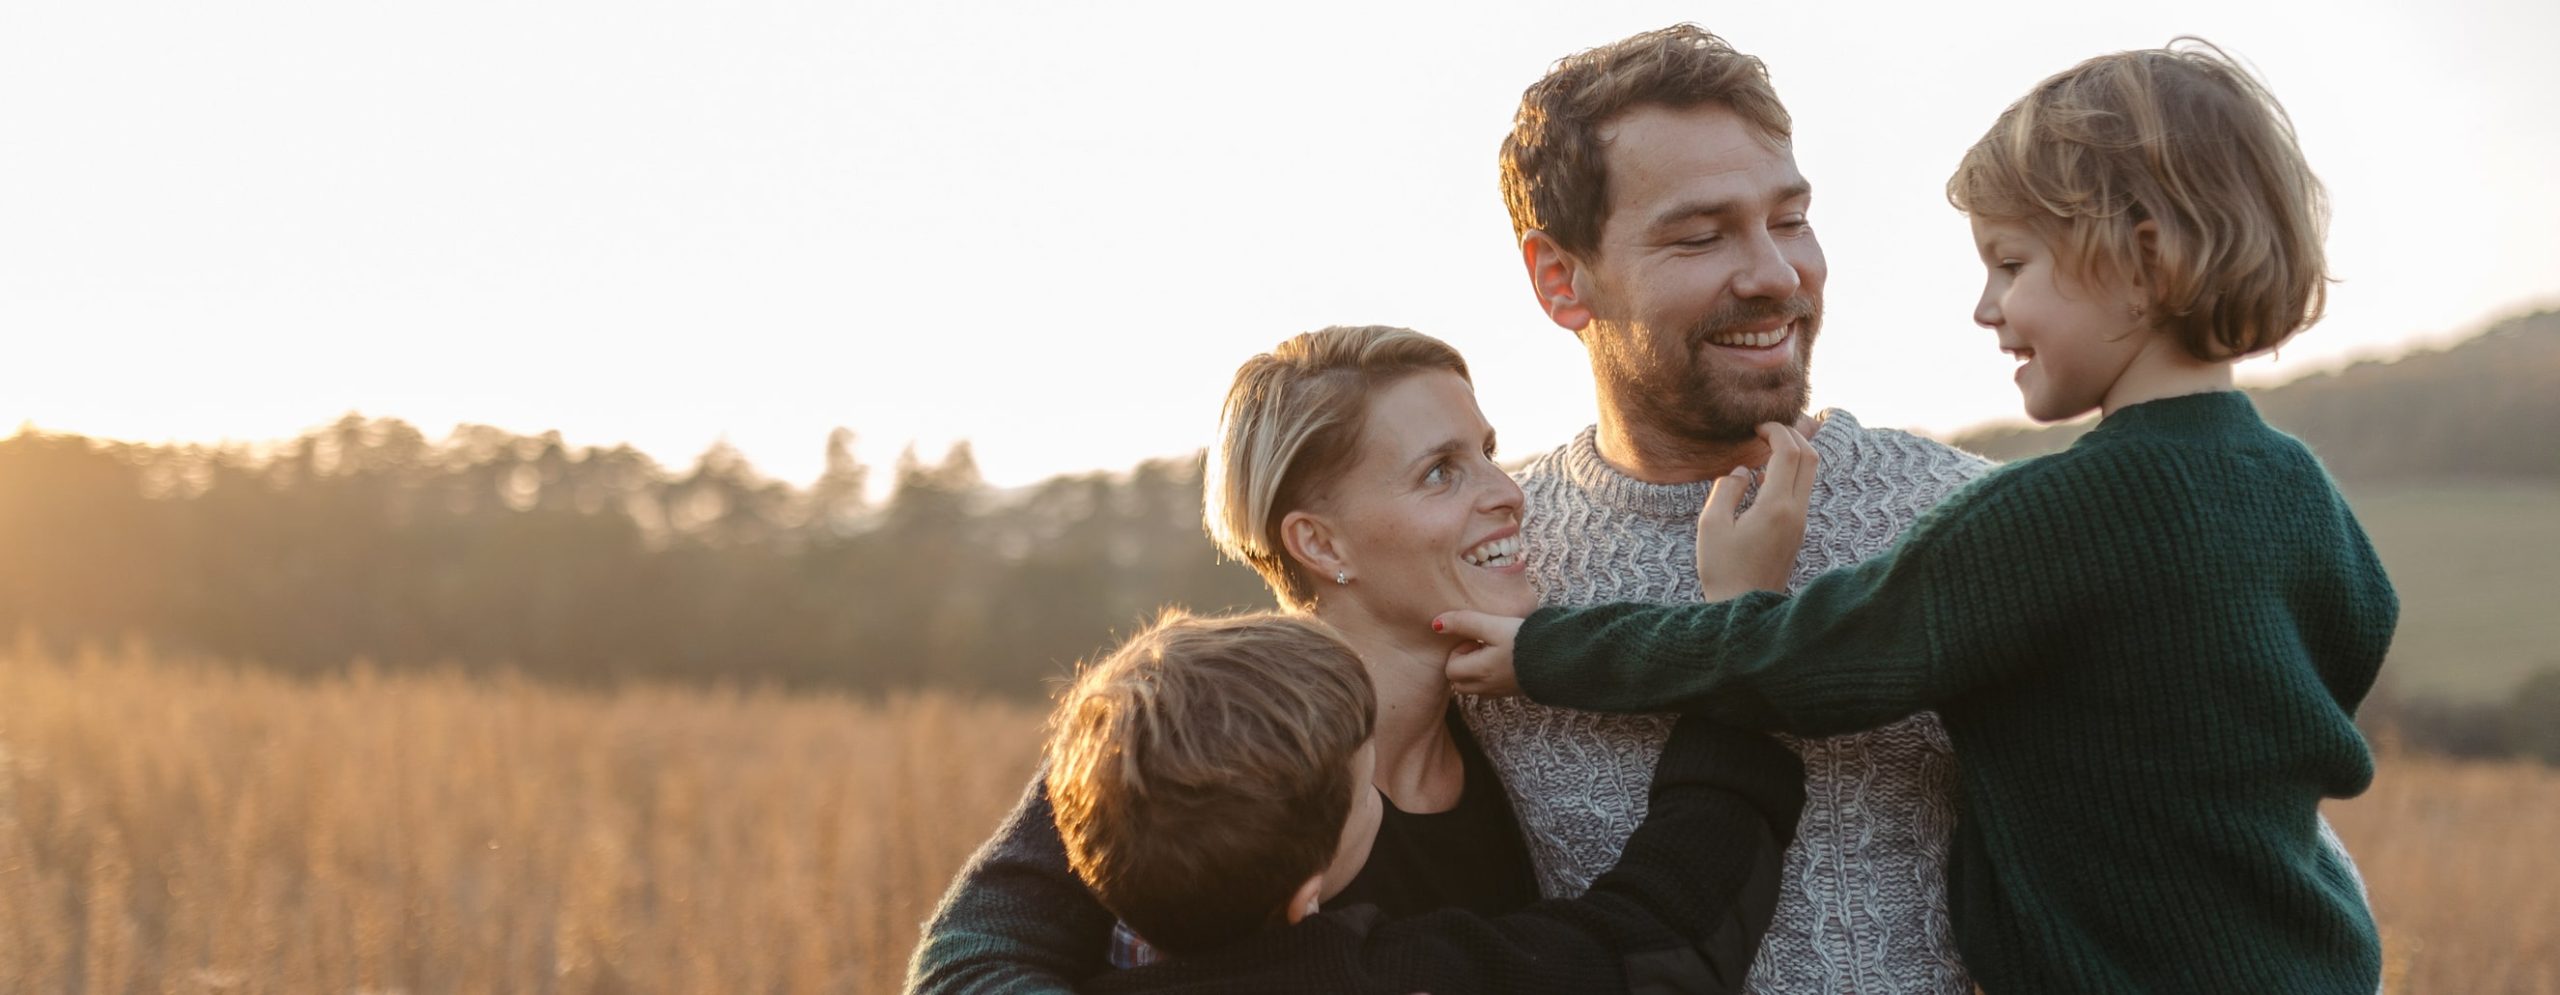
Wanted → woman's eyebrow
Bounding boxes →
[1404,438,1471,472]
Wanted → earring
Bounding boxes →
[2127,302,2147,320]
[1335,570,1349,586]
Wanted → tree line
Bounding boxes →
[5,310,2555,761]
[0,416,1272,696]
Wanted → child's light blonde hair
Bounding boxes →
[1948,39,2330,360]
[1203,326,1471,609]
[1044,609,1376,954]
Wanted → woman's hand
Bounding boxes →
[1434,611,1525,697]
[1697,422,1818,602]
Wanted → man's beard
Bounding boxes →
[1606,294,1822,445]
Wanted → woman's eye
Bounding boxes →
[1425,461,1455,487]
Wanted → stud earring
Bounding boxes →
[1335,570,1349,586]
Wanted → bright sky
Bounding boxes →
[6,0,2555,491]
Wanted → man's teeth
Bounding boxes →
[1462,536,1522,567]
[1708,326,1790,348]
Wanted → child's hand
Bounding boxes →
[1697,422,1818,602]
[1433,611,1525,697]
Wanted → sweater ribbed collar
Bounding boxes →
[1556,409,1866,526]
[2083,389,2258,443]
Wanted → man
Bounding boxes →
[1460,24,1984,994]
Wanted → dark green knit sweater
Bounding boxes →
[1514,391,2394,994]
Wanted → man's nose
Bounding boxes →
[1731,232,1803,300]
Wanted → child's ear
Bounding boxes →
[1279,510,1351,588]
[1284,874,1325,925]
[2129,219,2162,290]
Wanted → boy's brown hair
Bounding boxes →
[1499,23,1792,259]
[1947,39,2331,360]
[1044,609,1376,954]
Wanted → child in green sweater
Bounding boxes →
[1435,40,2394,994]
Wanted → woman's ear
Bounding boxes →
[1283,874,1325,925]
[1280,509,1350,586]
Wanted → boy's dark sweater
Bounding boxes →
[1083,717,1804,995]
[1513,391,2394,994]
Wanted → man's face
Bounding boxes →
[1575,102,1826,444]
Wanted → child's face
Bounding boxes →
[1968,217,2152,423]
[1317,739,1383,901]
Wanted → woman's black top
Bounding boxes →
[1326,704,1541,917]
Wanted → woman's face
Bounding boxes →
[1309,370,1538,623]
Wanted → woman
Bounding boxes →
[905,325,1543,991]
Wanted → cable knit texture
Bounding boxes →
[1510,392,2392,994]
[1461,410,1988,995]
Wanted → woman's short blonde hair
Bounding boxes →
[1204,326,1470,609]
[1947,39,2330,360]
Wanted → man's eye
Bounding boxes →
[1776,217,1812,234]
[1675,235,1720,249]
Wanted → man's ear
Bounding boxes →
[1279,509,1349,586]
[1522,230,1595,334]
[1284,874,1325,925]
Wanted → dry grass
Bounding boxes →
[1,638,2551,994]
[2327,751,2560,994]
[0,636,1042,995]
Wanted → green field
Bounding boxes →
[2349,481,2560,702]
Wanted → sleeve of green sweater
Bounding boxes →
[1515,459,2100,735]
[902,771,1115,995]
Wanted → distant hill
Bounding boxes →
[1945,309,2560,481]
[1944,309,2560,705]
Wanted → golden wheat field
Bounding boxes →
[1,639,2552,995]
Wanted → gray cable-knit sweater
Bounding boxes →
[1461,412,1988,995]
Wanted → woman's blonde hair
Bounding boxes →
[1203,326,1470,609]
[1947,39,2330,360]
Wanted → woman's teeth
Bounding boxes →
[1708,326,1790,348]
[1462,535,1522,567]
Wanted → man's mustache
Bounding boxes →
[1687,296,1821,348]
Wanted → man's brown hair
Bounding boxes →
[1500,23,1793,259]
[1947,39,2331,360]
[1044,609,1376,954]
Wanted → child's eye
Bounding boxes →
[1998,259,2024,273]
